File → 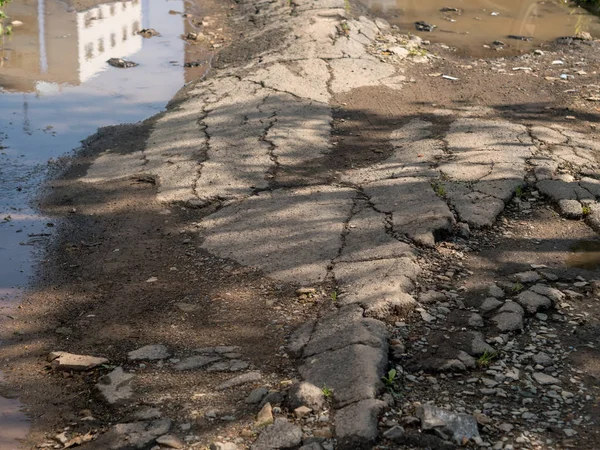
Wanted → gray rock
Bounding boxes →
[456,222,470,239]
[251,418,302,450]
[335,399,387,450]
[210,443,239,450]
[245,387,269,404]
[96,367,135,405]
[467,313,484,328]
[558,199,583,218]
[174,355,221,371]
[419,290,446,304]
[259,391,286,408]
[488,285,505,299]
[48,351,108,371]
[217,371,262,390]
[468,332,495,356]
[529,284,565,304]
[299,443,323,450]
[131,407,162,420]
[416,404,480,444]
[532,352,553,366]
[533,372,560,385]
[491,312,523,332]
[156,434,184,448]
[91,419,171,449]
[299,344,387,407]
[288,320,316,358]
[516,291,551,314]
[512,271,542,283]
[128,345,171,361]
[287,382,325,411]
[303,305,388,357]
[479,298,503,313]
[383,425,405,440]
[335,259,418,318]
[498,301,524,316]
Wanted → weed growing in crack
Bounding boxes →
[382,368,397,387]
[382,368,402,398]
[322,385,333,398]
[330,291,338,302]
[477,351,498,368]
[583,205,592,216]
[515,186,524,198]
[432,182,446,198]
[339,21,350,36]
[512,281,524,292]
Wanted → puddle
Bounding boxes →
[567,240,600,270]
[358,0,600,55]
[0,373,29,450]
[0,0,214,445]
[0,0,211,300]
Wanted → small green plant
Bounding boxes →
[583,205,592,216]
[344,0,351,12]
[330,291,338,302]
[512,281,524,292]
[382,369,397,387]
[477,351,498,368]
[322,385,333,398]
[515,186,523,198]
[408,48,428,57]
[432,182,446,197]
[339,21,350,36]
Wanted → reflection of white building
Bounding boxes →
[76,0,142,82]
[0,0,143,91]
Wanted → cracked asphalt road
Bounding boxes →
[5,0,600,448]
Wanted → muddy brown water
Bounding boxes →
[359,0,600,55]
[568,240,600,270]
[0,0,216,445]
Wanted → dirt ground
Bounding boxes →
[2,1,600,449]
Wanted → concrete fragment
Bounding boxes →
[334,259,419,318]
[156,434,184,448]
[128,345,171,361]
[533,372,560,385]
[251,418,302,450]
[417,404,480,444]
[245,387,269,404]
[335,399,387,450]
[288,320,316,358]
[491,312,523,332]
[90,419,172,449]
[479,297,503,313]
[217,372,262,390]
[174,355,221,371]
[287,382,325,410]
[516,291,551,314]
[255,403,274,428]
[299,344,386,407]
[96,367,135,405]
[48,352,108,371]
[529,284,565,304]
[302,305,388,356]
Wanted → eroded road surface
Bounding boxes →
[2,0,600,449]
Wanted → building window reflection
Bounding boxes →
[84,42,94,61]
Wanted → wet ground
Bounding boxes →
[358,0,600,55]
[0,0,220,446]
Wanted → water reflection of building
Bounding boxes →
[0,0,143,92]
